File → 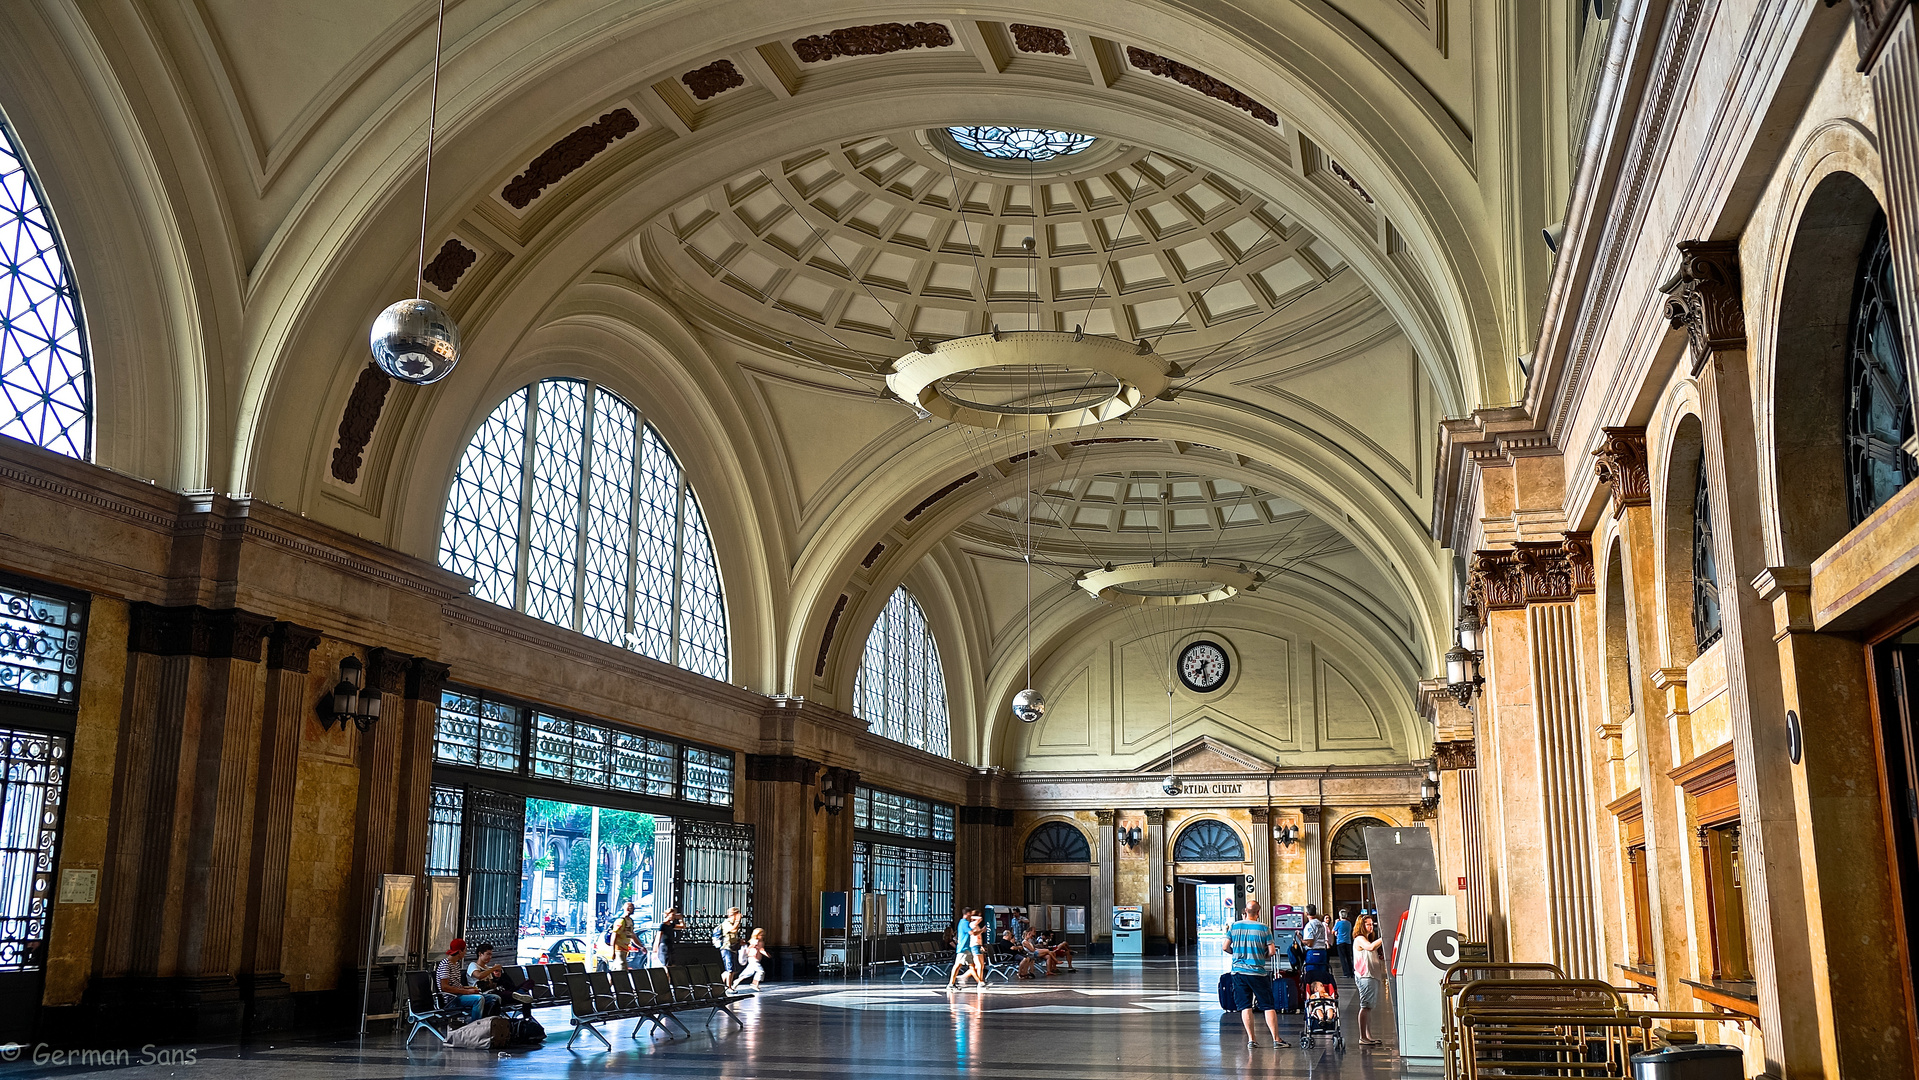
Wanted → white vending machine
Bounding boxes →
[1390,893,1461,1073]
[1111,905,1144,956]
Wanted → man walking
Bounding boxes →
[611,900,639,970]
[1223,899,1291,1049]
[1333,908,1354,978]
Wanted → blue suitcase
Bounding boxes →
[1217,970,1237,1012]
[1272,973,1301,1013]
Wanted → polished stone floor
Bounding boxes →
[0,957,1403,1078]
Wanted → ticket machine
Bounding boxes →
[1111,905,1144,956]
[1389,894,1460,1073]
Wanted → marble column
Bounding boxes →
[240,622,318,1030]
[1249,806,1272,910]
[1469,554,1540,965]
[743,753,820,959]
[1299,806,1323,912]
[1755,567,1913,1076]
[1093,809,1116,947]
[1144,808,1166,952]
[1596,428,1697,1010]
[1434,739,1486,942]
[1667,241,1821,1076]
[393,659,451,890]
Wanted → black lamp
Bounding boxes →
[1272,823,1300,848]
[322,655,384,732]
[816,774,846,815]
[1446,603,1485,708]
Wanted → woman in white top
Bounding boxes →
[1351,914,1384,1047]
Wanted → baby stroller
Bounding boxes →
[1297,947,1344,1050]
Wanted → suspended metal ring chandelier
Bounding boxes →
[1076,560,1261,607]
[888,331,1176,432]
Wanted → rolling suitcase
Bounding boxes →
[1217,970,1237,1012]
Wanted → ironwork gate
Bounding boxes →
[675,819,753,936]
[0,727,67,1041]
[461,787,524,948]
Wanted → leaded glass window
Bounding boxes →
[433,689,523,773]
[682,745,734,807]
[1173,819,1244,862]
[1693,454,1722,652]
[1846,214,1919,525]
[854,840,954,934]
[853,785,954,843]
[947,126,1095,161]
[1329,817,1389,861]
[1023,821,1091,863]
[440,379,728,680]
[0,117,89,459]
[852,587,950,756]
[0,576,85,705]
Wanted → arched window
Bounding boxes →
[1330,817,1390,861]
[1692,454,1722,651]
[0,116,89,458]
[440,378,728,681]
[1174,819,1244,862]
[1846,214,1919,525]
[1024,822,1091,863]
[852,587,950,756]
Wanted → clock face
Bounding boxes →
[1178,641,1230,693]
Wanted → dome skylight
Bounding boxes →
[946,126,1095,161]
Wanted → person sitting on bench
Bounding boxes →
[437,938,501,1022]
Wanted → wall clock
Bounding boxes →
[1178,640,1230,693]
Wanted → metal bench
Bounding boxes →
[402,969,469,1047]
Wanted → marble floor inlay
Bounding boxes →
[0,959,1405,1079]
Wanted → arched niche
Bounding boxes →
[1601,535,1634,729]
[1658,414,1710,667]
[1773,170,1884,564]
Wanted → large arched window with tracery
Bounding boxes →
[439,378,728,681]
[853,587,950,756]
[0,117,89,458]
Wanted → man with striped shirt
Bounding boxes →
[1223,900,1291,1049]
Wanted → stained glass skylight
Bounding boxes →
[0,117,89,459]
[946,126,1095,161]
[441,378,728,681]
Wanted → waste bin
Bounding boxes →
[1631,1044,1743,1080]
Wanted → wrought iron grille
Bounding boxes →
[434,690,524,773]
[854,840,953,934]
[1846,215,1919,525]
[0,727,67,972]
[852,587,951,757]
[1173,819,1245,862]
[675,819,753,936]
[0,117,90,460]
[1692,454,1723,651]
[461,788,524,948]
[854,786,955,843]
[427,784,464,878]
[438,378,729,680]
[681,746,733,806]
[1023,821,1091,863]
[0,578,84,706]
[1329,817,1389,861]
[529,712,679,799]
[946,126,1095,161]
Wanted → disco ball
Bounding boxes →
[370,297,461,385]
[1012,687,1047,724]
[1161,774,1183,796]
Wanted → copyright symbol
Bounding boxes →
[0,1043,21,1061]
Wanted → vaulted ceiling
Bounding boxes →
[0,0,1581,764]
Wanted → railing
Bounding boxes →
[1441,970,1749,1080]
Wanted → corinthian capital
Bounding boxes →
[1661,240,1745,370]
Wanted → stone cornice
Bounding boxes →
[1593,427,1652,514]
[1661,239,1746,371]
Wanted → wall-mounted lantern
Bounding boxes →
[322,655,383,732]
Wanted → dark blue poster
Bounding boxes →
[821,891,848,930]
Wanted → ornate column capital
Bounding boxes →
[1095,808,1117,825]
[1249,806,1271,823]
[1410,803,1439,822]
[1468,550,1525,611]
[266,623,321,673]
[1144,808,1167,825]
[1299,806,1322,823]
[1661,239,1745,370]
[405,658,452,701]
[1593,427,1652,513]
[366,647,411,695]
[1505,537,1596,605]
[744,754,822,784]
[1434,740,1477,770]
[127,604,273,661]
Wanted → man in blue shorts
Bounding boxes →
[1223,899,1291,1049]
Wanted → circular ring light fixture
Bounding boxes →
[888,331,1175,432]
[1076,561,1262,607]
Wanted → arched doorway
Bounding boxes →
[1022,821,1093,938]
[1329,816,1390,917]
[1170,819,1247,950]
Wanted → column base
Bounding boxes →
[239,972,296,1034]
[77,976,246,1043]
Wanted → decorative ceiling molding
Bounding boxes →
[904,472,981,521]
[1124,47,1279,126]
[681,59,747,100]
[1009,24,1071,56]
[502,109,642,210]
[330,363,391,484]
[793,22,955,63]
[421,238,477,292]
[815,592,849,676]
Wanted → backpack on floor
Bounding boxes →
[446,1015,511,1050]
[509,1015,547,1045]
